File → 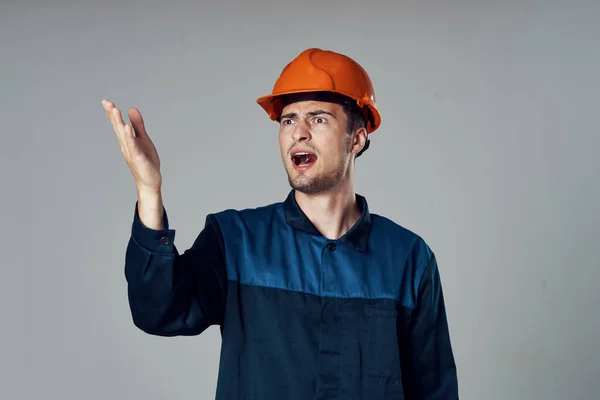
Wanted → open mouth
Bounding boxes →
[291,150,317,170]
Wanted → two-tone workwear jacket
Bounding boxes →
[124,190,459,399]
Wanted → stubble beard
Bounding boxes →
[286,155,351,195]
[285,135,354,195]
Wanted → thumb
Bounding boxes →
[128,108,149,139]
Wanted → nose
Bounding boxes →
[292,121,312,142]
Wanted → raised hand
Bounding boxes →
[102,99,162,193]
[103,99,165,229]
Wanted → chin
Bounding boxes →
[288,174,337,195]
[287,173,310,192]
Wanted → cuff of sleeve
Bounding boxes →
[131,200,176,252]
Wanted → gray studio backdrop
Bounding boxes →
[2,1,599,399]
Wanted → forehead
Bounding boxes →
[281,100,342,115]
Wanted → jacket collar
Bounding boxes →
[283,189,372,252]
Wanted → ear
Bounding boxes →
[350,127,368,156]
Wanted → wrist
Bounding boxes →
[136,188,165,230]
[137,184,162,198]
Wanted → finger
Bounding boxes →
[124,123,142,162]
[128,108,149,139]
[102,98,113,109]
[112,107,128,141]
[104,100,134,162]
[102,99,117,122]
[124,123,135,146]
[102,99,116,127]
[103,100,123,141]
[101,98,112,110]
[111,108,131,158]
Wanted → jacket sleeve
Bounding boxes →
[404,252,459,399]
[124,201,227,336]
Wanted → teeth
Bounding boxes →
[295,152,309,156]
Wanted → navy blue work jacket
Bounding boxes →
[124,190,458,399]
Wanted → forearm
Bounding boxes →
[136,186,165,230]
[124,204,228,336]
[406,252,459,399]
[125,234,184,335]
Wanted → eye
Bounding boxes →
[282,119,293,125]
[314,117,326,124]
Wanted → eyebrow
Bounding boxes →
[280,110,336,119]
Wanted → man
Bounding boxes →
[103,48,458,399]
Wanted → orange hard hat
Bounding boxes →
[256,48,381,133]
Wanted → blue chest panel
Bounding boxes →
[211,202,432,310]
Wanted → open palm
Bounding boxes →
[102,99,162,192]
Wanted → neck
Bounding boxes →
[294,178,361,240]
